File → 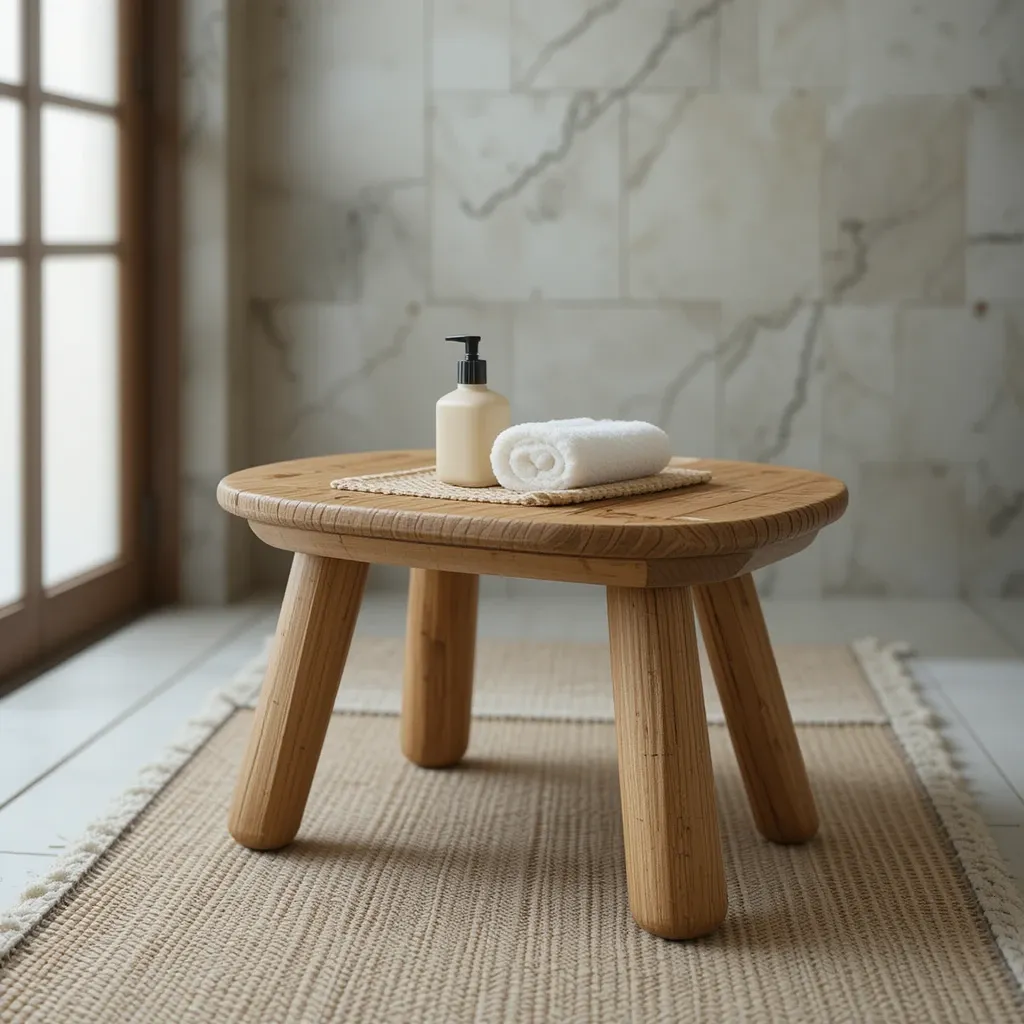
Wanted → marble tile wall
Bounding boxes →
[233,0,1023,596]
[181,0,250,602]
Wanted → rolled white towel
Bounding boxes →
[490,418,672,492]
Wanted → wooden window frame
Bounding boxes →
[0,0,180,681]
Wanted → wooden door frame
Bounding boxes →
[143,0,182,606]
[0,0,181,681]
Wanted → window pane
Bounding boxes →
[42,107,118,244]
[0,0,20,84]
[43,256,120,587]
[0,260,22,607]
[0,99,21,243]
[41,0,117,104]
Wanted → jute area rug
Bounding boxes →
[1,639,1023,1023]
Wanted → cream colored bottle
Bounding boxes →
[436,335,510,487]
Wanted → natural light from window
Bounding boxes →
[0,261,21,607]
[1,0,122,606]
[42,256,120,587]
[41,0,118,104]
[0,0,19,85]
[0,98,19,244]
[42,107,118,243]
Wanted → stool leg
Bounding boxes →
[402,568,478,768]
[228,554,368,850]
[694,573,818,844]
[606,585,728,940]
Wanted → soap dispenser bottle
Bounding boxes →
[436,335,510,487]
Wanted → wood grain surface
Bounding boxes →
[694,574,819,843]
[228,554,368,850]
[402,569,479,768]
[218,452,848,561]
[607,585,728,939]
[248,521,817,588]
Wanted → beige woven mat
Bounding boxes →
[330,464,711,506]
[235,638,888,724]
[2,642,1023,1023]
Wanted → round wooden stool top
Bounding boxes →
[219,451,847,587]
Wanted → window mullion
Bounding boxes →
[23,0,42,623]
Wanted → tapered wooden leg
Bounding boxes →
[228,554,368,850]
[694,573,818,844]
[606,585,728,940]
[402,568,478,768]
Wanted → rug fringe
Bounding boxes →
[4,637,1023,991]
[0,663,263,961]
[851,637,1024,993]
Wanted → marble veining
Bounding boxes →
[513,0,626,89]
[967,91,1024,303]
[629,93,824,301]
[176,0,1024,597]
[511,0,720,92]
[848,0,1024,97]
[250,180,427,303]
[457,0,728,223]
[822,97,967,303]
[280,306,423,440]
[513,305,718,456]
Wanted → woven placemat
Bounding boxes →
[330,464,711,506]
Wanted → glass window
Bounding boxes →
[42,106,118,243]
[42,255,120,587]
[0,259,23,607]
[41,0,118,104]
[0,0,20,85]
[0,98,22,243]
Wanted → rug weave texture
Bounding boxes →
[276,638,887,724]
[1,641,1022,1023]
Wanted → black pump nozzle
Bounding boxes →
[446,335,487,384]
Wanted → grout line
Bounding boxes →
[423,0,435,303]
[413,297,729,311]
[917,663,1024,816]
[0,607,272,816]
[0,651,262,958]
[430,86,724,97]
[987,825,1024,881]
[507,0,515,89]
[709,4,721,89]
[854,639,1024,973]
[966,598,1024,657]
[618,101,628,299]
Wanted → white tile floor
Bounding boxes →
[1,590,1022,911]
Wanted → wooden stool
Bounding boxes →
[218,452,847,940]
